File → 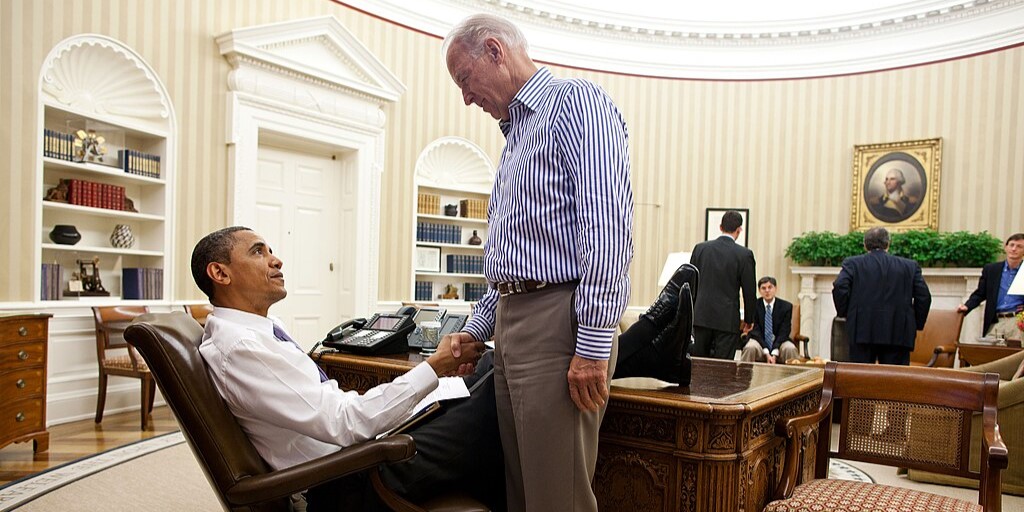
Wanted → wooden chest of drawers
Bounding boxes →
[0,314,51,452]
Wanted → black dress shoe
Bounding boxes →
[641,264,693,331]
[652,264,699,385]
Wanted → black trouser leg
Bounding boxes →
[613,317,660,378]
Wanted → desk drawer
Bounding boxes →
[0,320,46,341]
[0,367,44,401]
[0,399,44,438]
[0,341,45,367]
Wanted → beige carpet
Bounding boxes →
[3,438,219,512]
[3,430,1021,511]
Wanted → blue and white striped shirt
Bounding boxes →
[462,67,634,360]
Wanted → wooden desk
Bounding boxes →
[316,352,822,512]
[956,342,1023,367]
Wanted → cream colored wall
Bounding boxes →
[2,0,1022,308]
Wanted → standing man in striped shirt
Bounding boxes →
[442,13,634,512]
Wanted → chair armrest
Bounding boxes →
[225,434,417,505]
[924,345,956,368]
[983,424,1009,471]
[773,402,832,500]
[793,335,810,357]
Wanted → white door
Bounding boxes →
[255,145,354,349]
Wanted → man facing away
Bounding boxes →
[957,233,1024,339]
[833,227,932,365]
[442,13,634,512]
[689,210,757,360]
[740,276,801,364]
[191,227,503,511]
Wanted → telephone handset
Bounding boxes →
[322,306,416,355]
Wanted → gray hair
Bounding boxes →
[442,13,528,59]
[864,227,891,251]
[885,168,906,185]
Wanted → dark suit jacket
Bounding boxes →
[747,298,792,352]
[963,261,1008,334]
[690,235,756,333]
[833,250,931,349]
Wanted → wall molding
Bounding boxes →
[341,0,1024,79]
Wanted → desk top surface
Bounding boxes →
[317,350,823,410]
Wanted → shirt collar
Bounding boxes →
[211,306,275,338]
[1005,260,1021,273]
[763,298,775,308]
[509,67,552,114]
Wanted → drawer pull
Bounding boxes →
[15,412,25,422]
[18,327,28,336]
[16,379,26,389]
[18,350,29,361]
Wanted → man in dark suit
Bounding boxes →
[833,227,932,365]
[740,276,801,364]
[957,233,1024,338]
[689,210,756,359]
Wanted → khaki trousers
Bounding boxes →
[494,283,617,512]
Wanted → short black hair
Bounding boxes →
[720,211,743,233]
[863,227,890,251]
[1006,233,1024,244]
[191,226,252,301]
[758,276,777,288]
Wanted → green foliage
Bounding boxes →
[785,230,1003,267]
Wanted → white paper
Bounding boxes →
[411,376,470,413]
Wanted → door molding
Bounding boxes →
[218,16,405,316]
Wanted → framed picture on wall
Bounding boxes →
[414,246,441,272]
[850,138,941,232]
[705,208,749,247]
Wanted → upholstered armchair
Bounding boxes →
[909,349,1024,496]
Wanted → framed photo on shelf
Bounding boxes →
[850,138,941,232]
[705,208,749,247]
[414,246,442,272]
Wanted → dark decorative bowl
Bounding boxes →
[49,224,81,245]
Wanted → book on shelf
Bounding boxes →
[123,267,164,300]
[40,263,63,301]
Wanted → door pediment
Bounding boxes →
[217,15,405,103]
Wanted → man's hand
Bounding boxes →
[766,354,777,364]
[956,304,968,314]
[741,321,753,334]
[567,355,609,412]
[427,332,483,376]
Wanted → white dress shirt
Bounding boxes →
[199,307,438,470]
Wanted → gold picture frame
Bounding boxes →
[850,138,941,232]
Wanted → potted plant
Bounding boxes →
[785,230,1002,267]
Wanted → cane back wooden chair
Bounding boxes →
[766,361,1007,512]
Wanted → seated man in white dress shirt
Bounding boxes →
[191,226,503,511]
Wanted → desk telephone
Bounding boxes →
[322,306,468,355]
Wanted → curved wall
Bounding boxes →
[1,0,1022,308]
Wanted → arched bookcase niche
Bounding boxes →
[410,137,495,307]
[35,34,176,304]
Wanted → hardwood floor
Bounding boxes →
[0,406,179,487]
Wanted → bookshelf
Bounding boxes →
[411,137,495,305]
[35,35,175,303]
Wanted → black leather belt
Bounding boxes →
[495,280,547,297]
[996,311,1017,318]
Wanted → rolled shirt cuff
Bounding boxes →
[461,319,493,344]
[771,349,780,357]
[576,325,614,360]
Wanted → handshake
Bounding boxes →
[424,332,486,376]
